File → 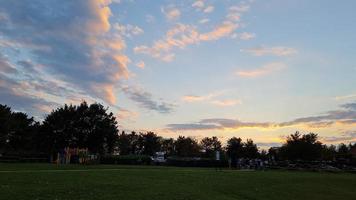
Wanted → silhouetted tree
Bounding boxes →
[174,136,201,157]
[226,137,243,167]
[161,138,174,156]
[337,143,351,160]
[0,104,39,153]
[243,139,259,158]
[200,136,222,158]
[117,131,131,155]
[321,144,336,161]
[140,132,161,156]
[41,102,118,155]
[279,132,322,161]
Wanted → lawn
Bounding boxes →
[0,164,355,200]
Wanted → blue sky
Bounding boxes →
[0,0,355,148]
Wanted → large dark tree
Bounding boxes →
[336,143,352,160]
[242,139,259,158]
[279,132,323,161]
[41,102,118,155]
[139,132,161,156]
[0,104,39,153]
[226,137,244,167]
[174,136,201,157]
[161,138,174,156]
[117,131,142,155]
[321,144,336,161]
[200,136,222,158]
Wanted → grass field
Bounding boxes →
[0,164,355,200]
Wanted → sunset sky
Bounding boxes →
[0,0,355,148]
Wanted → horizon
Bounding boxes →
[0,0,355,149]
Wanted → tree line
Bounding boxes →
[0,102,355,163]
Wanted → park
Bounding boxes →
[1,102,356,199]
[1,163,356,200]
[1,0,356,199]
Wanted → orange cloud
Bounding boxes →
[86,0,112,33]
[241,46,298,56]
[211,99,242,107]
[199,21,238,41]
[136,61,145,69]
[236,62,287,78]
[162,6,181,21]
[135,1,252,62]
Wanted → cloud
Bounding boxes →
[0,73,58,119]
[192,1,205,10]
[199,18,210,24]
[134,24,199,62]
[145,15,155,23]
[199,21,238,41]
[182,91,241,107]
[167,118,273,131]
[136,61,145,69]
[210,100,241,107]
[122,86,175,114]
[227,5,250,22]
[116,108,139,122]
[182,93,219,102]
[322,131,356,143]
[237,32,256,40]
[341,102,356,110]
[134,21,237,61]
[182,95,209,102]
[114,23,144,37]
[334,94,356,101]
[162,6,181,21]
[135,1,252,62]
[0,52,17,74]
[203,6,214,13]
[0,0,130,106]
[167,101,356,131]
[236,62,287,78]
[241,46,298,56]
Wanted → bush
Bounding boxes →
[100,155,152,165]
[0,152,49,163]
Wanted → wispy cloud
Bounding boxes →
[199,18,210,24]
[321,131,356,143]
[334,94,356,100]
[0,52,17,74]
[135,61,145,69]
[192,1,205,10]
[135,1,252,62]
[114,24,144,37]
[162,6,181,21]
[203,6,214,13]
[182,92,241,107]
[236,62,287,78]
[241,46,298,56]
[236,32,256,40]
[167,118,273,131]
[182,92,222,103]
[167,101,356,135]
[211,100,242,107]
[122,86,176,114]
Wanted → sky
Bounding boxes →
[0,0,355,148]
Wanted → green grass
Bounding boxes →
[0,163,355,200]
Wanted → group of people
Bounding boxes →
[229,158,267,170]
